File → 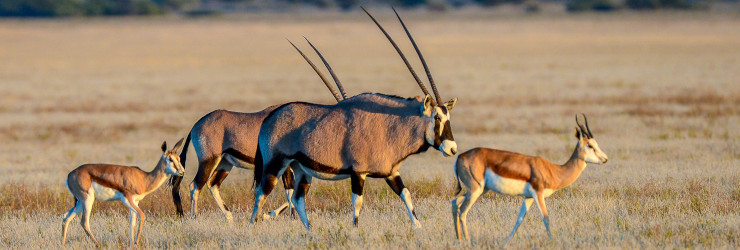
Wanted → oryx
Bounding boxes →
[250,7,458,230]
[170,38,350,221]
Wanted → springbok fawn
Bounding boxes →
[451,114,608,245]
[61,138,185,247]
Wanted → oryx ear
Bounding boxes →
[421,94,433,116]
[172,137,185,153]
[161,141,167,152]
[574,127,583,140]
[444,98,457,110]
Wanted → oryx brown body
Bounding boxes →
[251,8,459,231]
[252,92,457,230]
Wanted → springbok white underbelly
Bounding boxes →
[91,182,123,202]
[484,169,531,196]
[483,170,556,198]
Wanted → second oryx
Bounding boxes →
[170,38,350,221]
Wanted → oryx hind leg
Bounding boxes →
[265,168,296,221]
[290,166,313,231]
[384,172,421,228]
[209,157,235,222]
[250,158,286,224]
[190,156,222,218]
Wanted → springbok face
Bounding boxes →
[575,114,608,165]
[161,139,186,176]
[423,95,458,157]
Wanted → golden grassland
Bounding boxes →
[0,11,739,248]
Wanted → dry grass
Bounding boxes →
[0,10,739,248]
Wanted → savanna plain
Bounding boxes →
[0,11,738,248]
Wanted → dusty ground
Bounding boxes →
[0,10,738,248]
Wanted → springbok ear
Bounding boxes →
[420,94,433,116]
[444,98,458,110]
[161,141,167,152]
[172,137,185,153]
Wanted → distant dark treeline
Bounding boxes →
[0,0,722,17]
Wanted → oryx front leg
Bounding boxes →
[504,197,534,246]
[351,173,366,227]
[385,172,421,228]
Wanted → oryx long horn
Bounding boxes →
[392,7,442,106]
[361,7,436,106]
[304,37,347,100]
[287,39,343,102]
[582,113,593,138]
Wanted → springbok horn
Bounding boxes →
[361,7,436,106]
[575,114,588,138]
[582,113,593,138]
[304,37,347,100]
[287,39,343,102]
[392,7,442,106]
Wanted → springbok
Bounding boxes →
[61,138,186,247]
[170,38,349,221]
[250,7,458,230]
[451,114,609,244]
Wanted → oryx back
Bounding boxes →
[258,93,428,179]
